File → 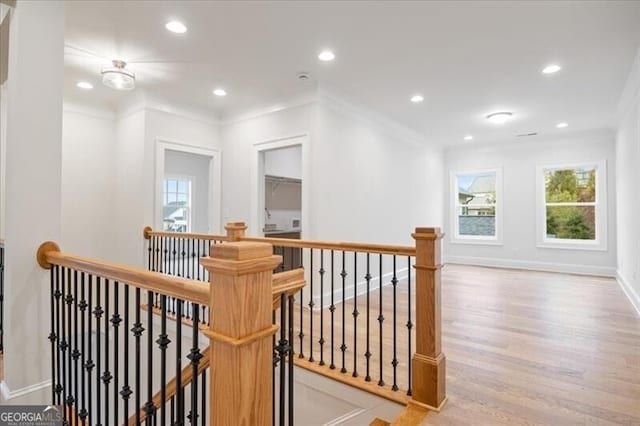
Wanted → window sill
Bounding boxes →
[451,238,503,246]
[537,241,607,251]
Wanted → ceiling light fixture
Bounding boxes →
[463,135,473,141]
[213,88,227,97]
[542,64,562,74]
[556,122,568,128]
[486,111,513,124]
[101,60,135,90]
[76,81,94,90]
[165,21,187,34]
[318,50,335,61]
[410,95,424,103]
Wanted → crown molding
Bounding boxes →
[220,90,318,126]
[316,86,433,148]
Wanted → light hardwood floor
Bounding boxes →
[294,264,640,425]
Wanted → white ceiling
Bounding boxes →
[64,0,640,145]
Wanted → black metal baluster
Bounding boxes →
[188,305,201,425]
[181,238,186,279]
[113,281,122,424]
[365,254,372,382]
[201,370,207,426]
[54,266,63,406]
[48,266,57,404]
[147,235,153,271]
[272,309,276,425]
[86,275,94,422]
[94,277,102,425]
[353,252,359,378]
[196,239,201,281]
[171,237,177,277]
[121,284,132,423]
[187,239,192,279]
[407,256,413,396]
[155,236,161,274]
[159,237,164,274]
[288,294,295,425]
[171,395,175,426]
[60,267,67,424]
[329,250,335,370]
[66,268,74,422]
[298,259,304,360]
[176,299,184,425]
[150,236,156,272]
[145,291,156,423]
[133,287,143,425]
[340,251,347,374]
[103,280,111,426]
[308,248,314,362]
[158,295,170,426]
[278,294,286,426]
[378,255,385,387]
[78,272,88,423]
[319,249,325,366]
[73,271,80,426]
[391,255,399,391]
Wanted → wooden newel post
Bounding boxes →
[225,221,247,241]
[200,241,281,425]
[411,227,446,411]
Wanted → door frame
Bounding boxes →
[251,134,309,237]
[155,138,222,233]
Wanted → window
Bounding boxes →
[451,169,502,244]
[163,177,192,232]
[537,161,606,250]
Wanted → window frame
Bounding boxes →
[450,168,503,245]
[536,160,607,251]
[162,174,195,233]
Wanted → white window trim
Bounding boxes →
[536,160,607,251]
[163,174,195,233]
[450,168,503,245]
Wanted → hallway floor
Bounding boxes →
[298,264,640,425]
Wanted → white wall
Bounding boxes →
[444,130,617,276]
[2,0,64,401]
[164,149,211,233]
[264,145,302,179]
[615,49,640,314]
[61,106,116,259]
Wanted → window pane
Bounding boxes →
[457,173,497,204]
[545,167,596,203]
[458,206,496,236]
[177,193,188,203]
[546,205,595,240]
[177,180,188,193]
[167,193,177,204]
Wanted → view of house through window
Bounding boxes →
[454,170,499,239]
[163,177,192,232]
[543,165,597,241]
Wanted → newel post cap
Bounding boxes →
[412,227,444,240]
[224,221,247,231]
[200,241,281,276]
[37,241,60,269]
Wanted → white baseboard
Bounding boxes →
[0,379,51,401]
[617,271,640,317]
[444,255,616,277]
[311,268,409,310]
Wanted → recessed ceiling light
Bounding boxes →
[463,135,473,141]
[76,81,93,90]
[213,88,227,97]
[556,122,568,128]
[410,95,424,103]
[486,111,513,124]
[318,50,335,61]
[542,64,562,74]
[165,21,187,34]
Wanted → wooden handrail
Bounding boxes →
[36,242,209,306]
[143,226,228,241]
[128,347,210,426]
[239,236,416,256]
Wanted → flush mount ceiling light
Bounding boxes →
[213,88,227,97]
[542,64,562,74]
[101,60,135,90]
[76,81,93,90]
[410,94,424,103]
[318,50,335,61]
[556,122,568,128]
[486,111,513,124]
[463,135,473,141]
[165,21,187,34]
